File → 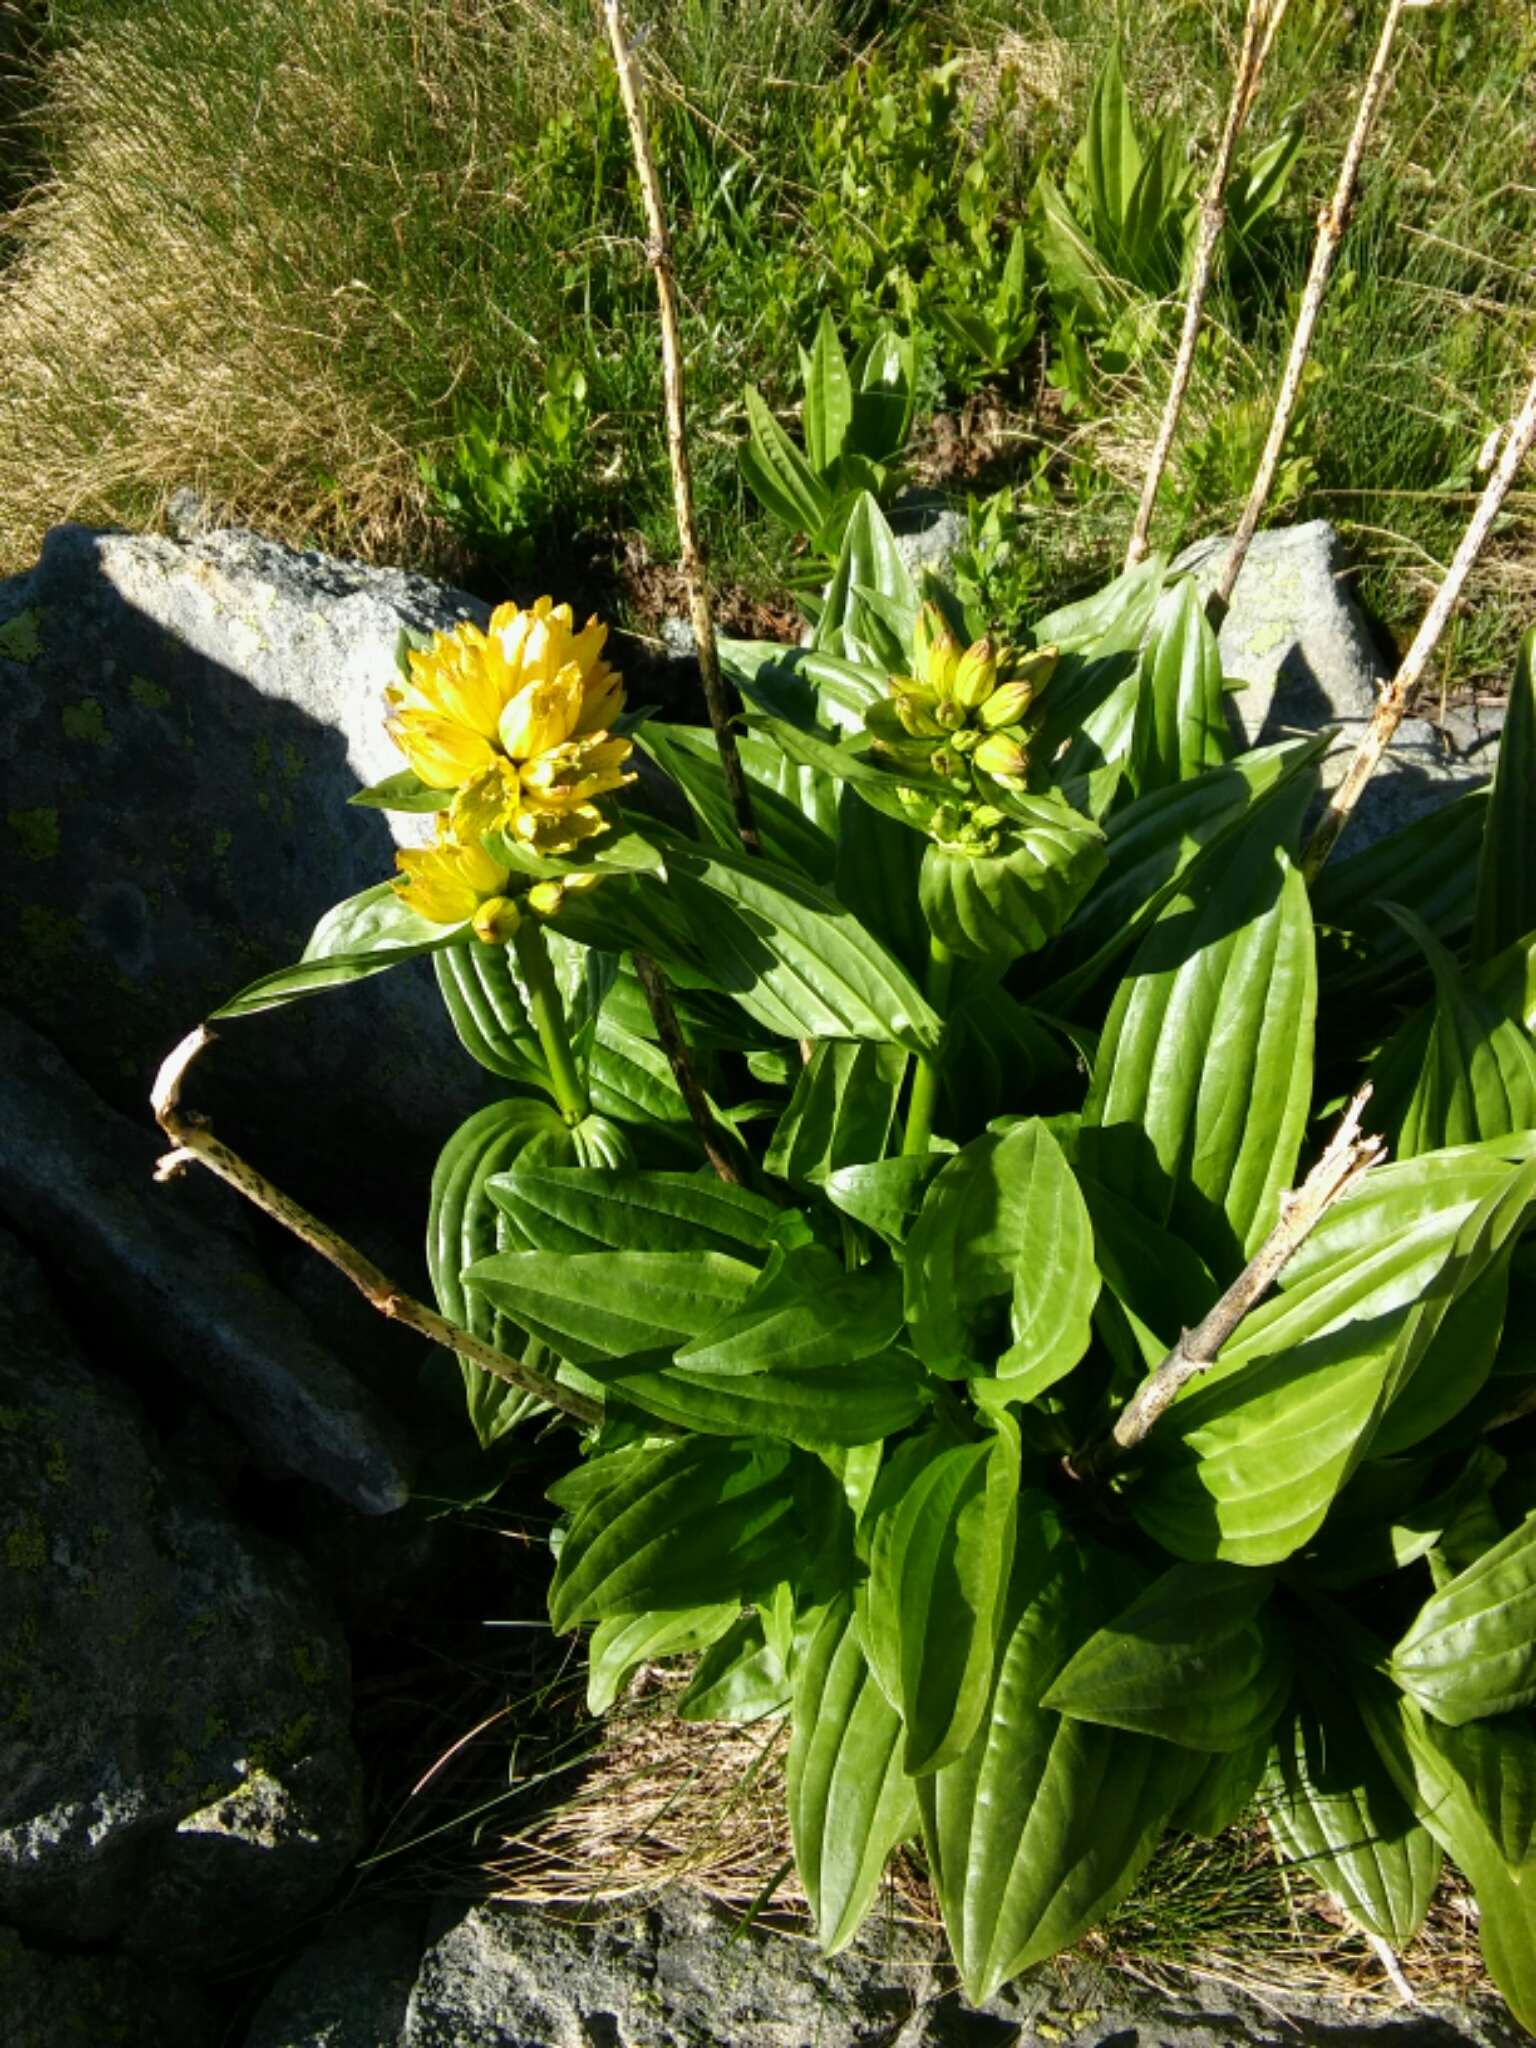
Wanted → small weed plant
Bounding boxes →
[210,511,1536,2018]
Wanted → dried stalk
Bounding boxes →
[150,1025,603,1428]
[1209,0,1413,622]
[1302,357,1536,881]
[1072,1088,1385,1475]
[1125,0,1290,569]
[631,949,748,1187]
[603,0,760,858]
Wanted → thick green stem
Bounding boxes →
[513,919,589,1127]
[901,937,955,1158]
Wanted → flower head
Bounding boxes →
[387,597,634,847]
[392,832,513,938]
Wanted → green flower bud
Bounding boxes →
[977,679,1035,729]
[933,698,968,730]
[1012,643,1060,691]
[895,692,945,738]
[973,732,1029,778]
[951,636,1000,710]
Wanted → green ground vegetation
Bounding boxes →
[0,0,1531,684]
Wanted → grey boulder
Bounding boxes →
[0,1928,218,2048]
[0,520,496,1206]
[0,1005,414,1513]
[0,1225,365,1966]
[1173,520,1501,849]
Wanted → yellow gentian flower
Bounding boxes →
[392,833,512,934]
[386,598,634,846]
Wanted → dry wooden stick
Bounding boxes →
[1070,1087,1385,1476]
[1125,0,1289,569]
[603,0,760,858]
[1302,356,1536,881]
[1208,0,1414,623]
[150,1025,603,1428]
[631,949,748,1187]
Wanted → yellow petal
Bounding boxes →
[448,758,522,841]
[499,669,583,759]
[387,710,497,790]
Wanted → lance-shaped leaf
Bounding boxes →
[721,639,888,735]
[740,384,834,536]
[212,880,464,1015]
[1391,1513,1536,1726]
[1264,1696,1440,1945]
[814,493,917,668]
[1081,845,1316,1278]
[1370,906,1536,1158]
[1473,624,1536,964]
[588,1346,928,1451]
[803,310,853,476]
[918,798,1107,967]
[919,1516,1197,2004]
[464,1247,758,1365]
[675,1248,903,1378]
[1359,1680,1536,2035]
[1315,788,1486,1004]
[905,1121,1096,1384]
[678,1610,791,1723]
[1418,1709,1536,1867]
[857,1416,1021,1775]
[548,1435,804,1630]
[765,1039,907,1185]
[586,1604,739,1714]
[486,1164,779,1259]
[639,723,837,882]
[824,1154,946,1250]
[1126,578,1231,797]
[347,767,453,812]
[661,842,941,1054]
[435,939,548,1088]
[427,1095,574,1444]
[787,1596,919,1953]
[1043,1562,1291,1753]
[1171,1737,1269,1838]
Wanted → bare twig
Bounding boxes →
[631,950,748,1187]
[603,0,760,857]
[1071,1088,1385,1475]
[1125,0,1289,569]
[1209,0,1414,622]
[1302,357,1536,882]
[150,1025,603,1428]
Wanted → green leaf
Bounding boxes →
[1315,788,1486,1003]
[740,384,834,536]
[919,1518,1197,2004]
[1030,734,1327,1015]
[1081,42,1143,256]
[906,1122,1095,1381]
[857,1416,1021,1776]
[1081,846,1316,1278]
[427,1096,574,1445]
[814,494,917,668]
[587,1011,698,1150]
[1474,625,1536,964]
[918,796,1107,967]
[659,840,942,1054]
[764,1039,907,1184]
[347,768,453,812]
[548,1435,806,1630]
[1391,1513,1536,1725]
[464,1248,758,1365]
[1033,550,1167,657]
[787,1596,919,1953]
[1264,1696,1441,1944]
[486,1164,780,1257]
[434,939,548,1088]
[211,880,463,1015]
[1373,905,1536,1158]
[1418,1709,1536,1866]
[1133,1149,1536,1565]
[1170,1737,1269,1837]
[1358,1680,1536,2033]
[824,1154,946,1250]
[586,1604,738,1714]
[1044,1562,1290,1753]
[639,724,837,882]
[677,1610,790,1722]
[720,639,888,735]
[675,1247,904,1377]
[803,310,853,477]
[592,1345,928,1451]
[1126,579,1231,796]
[850,325,917,464]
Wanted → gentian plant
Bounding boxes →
[205,499,1536,2023]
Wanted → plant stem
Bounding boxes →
[150,1026,603,1429]
[1301,353,1536,883]
[603,0,761,858]
[1125,0,1288,569]
[1208,0,1411,625]
[631,947,749,1187]
[901,937,955,1159]
[1069,1086,1384,1476]
[513,919,589,1126]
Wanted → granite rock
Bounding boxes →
[0,1225,365,1965]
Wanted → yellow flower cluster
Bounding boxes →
[388,598,634,935]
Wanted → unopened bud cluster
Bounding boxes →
[868,606,1059,852]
